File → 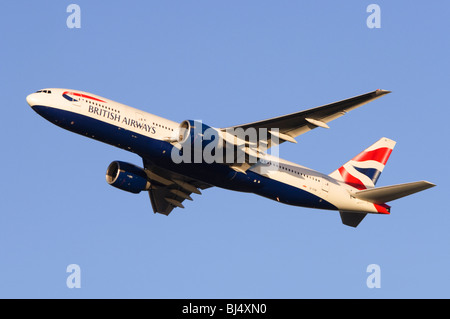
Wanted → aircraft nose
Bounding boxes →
[26,93,39,107]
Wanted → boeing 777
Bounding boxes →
[27,88,435,227]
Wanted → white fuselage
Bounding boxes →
[27,88,388,215]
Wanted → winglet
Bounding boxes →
[375,89,392,95]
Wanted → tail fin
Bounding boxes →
[329,137,396,189]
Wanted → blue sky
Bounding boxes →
[1,1,449,298]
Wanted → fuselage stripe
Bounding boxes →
[62,91,107,103]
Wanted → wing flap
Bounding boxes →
[143,159,212,215]
[147,180,200,215]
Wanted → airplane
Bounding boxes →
[26,88,435,227]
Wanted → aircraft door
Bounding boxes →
[321,178,330,196]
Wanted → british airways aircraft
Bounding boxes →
[27,88,435,227]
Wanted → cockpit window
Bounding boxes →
[35,90,51,94]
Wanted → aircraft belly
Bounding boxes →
[250,173,337,210]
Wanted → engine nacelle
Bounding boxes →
[175,119,259,164]
[174,120,225,163]
[178,120,220,145]
[105,161,150,194]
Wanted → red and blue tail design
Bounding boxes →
[329,137,396,190]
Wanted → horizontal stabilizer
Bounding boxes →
[353,181,436,204]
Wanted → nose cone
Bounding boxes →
[26,93,39,107]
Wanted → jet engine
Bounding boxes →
[177,120,220,146]
[174,120,225,163]
[106,161,150,194]
[175,119,259,164]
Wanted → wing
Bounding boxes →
[142,159,212,215]
[222,89,391,148]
